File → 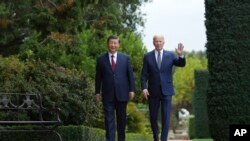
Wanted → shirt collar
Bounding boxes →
[109,52,117,58]
[155,49,163,54]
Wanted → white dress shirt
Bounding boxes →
[109,52,117,65]
[155,50,163,62]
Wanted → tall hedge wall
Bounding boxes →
[192,70,210,138]
[205,0,250,141]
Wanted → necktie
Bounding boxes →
[111,55,116,71]
[157,51,161,69]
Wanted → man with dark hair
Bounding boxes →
[95,35,136,141]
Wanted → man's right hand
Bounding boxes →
[142,89,150,100]
[95,94,102,102]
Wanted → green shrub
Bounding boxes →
[0,125,151,141]
[126,133,151,141]
[188,115,196,139]
[192,70,210,138]
[0,56,103,127]
[126,102,147,133]
[0,56,26,92]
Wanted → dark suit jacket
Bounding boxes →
[95,52,135,103]
[141,50,185,97]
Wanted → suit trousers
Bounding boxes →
[149,95,172,141]
[103,99,127,141]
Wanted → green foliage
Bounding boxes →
[0,0,151,134]
[126,102,147,133]
[192,139,214,141]
[0,56,27,92]
[19,31,86,69]
[0,0,150,56]
[18,30,146,81]
[0,56,103,127]
[173,52,207,107]
[0,3,9,18]
[0,0,34,54]
[192,70,210,138]
[0,125,151,141]
[119,33,147,102]
[126,133,151,141]
[0,29,147,128]
[205,0,250,141]
[82,0,150,36]
[188,115,196,139]
[136,103,152,134]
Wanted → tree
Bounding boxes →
[173,52,207,109]
[0,0,150,56]
[0,0,150,128]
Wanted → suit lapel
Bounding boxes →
[160,50,170,70]
[114,52,120,73]
[150,51,159,70]
[104,52,113,72]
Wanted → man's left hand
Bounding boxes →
[129,92,135,100]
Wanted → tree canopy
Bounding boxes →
[0,0,149,55]
[173,51,207,108]
[0,0,150,128]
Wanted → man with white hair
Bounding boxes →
[141,35,186,141]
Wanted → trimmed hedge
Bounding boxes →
[0,125,151,141]
[192,70,210,138]
[205,0,250,141]
[188,115,196,139]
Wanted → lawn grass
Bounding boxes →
[192,139,214,141]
